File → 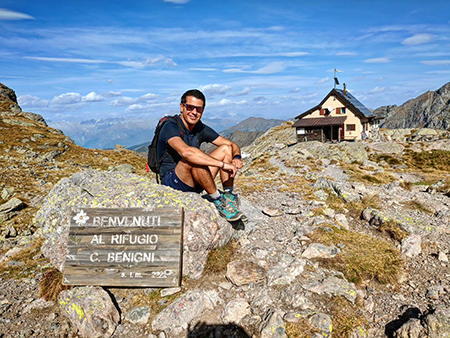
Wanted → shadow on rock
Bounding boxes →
[385,307,422,337]
[187,322,251,338]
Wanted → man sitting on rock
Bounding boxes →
[158,89,243,221]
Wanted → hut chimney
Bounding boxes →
[343,83,347,95]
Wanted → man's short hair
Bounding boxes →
[181,89,206,108]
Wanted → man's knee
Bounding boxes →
[212,144,232,160]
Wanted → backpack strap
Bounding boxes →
[156,116,186,183]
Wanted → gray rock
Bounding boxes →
[268,255,305,286]
[283,310,316,323]
[124,306,151,325]
[303,276,357,304]
[334,213,349,230]
[222,298,250,324]
[226,260,266,286]
[59,286,120,338]
[426,285,444,300]
[151,290,220,332]
[438,251,449,262]
[260,311,287,338]
[36,170,233,279]
[302,243,339,259]
[39,149,63,162]
[109,164,135,173]
[0,197,25,213]
[262,208,283,217]
[1,187,14,200]
[4,224,17,238]
[394,318,428,338]
[160,287,182,297]
[423,306,450,337]
[309,313,333,338]
[401,235,422,257]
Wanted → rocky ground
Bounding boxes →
[1,83,450,337]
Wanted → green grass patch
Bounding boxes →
[39,268,71,301]
[377,220,409,242]
[310,227,403,285]
[404,149,450,172]
[204,239,239,274]
[400,200,434,215]
[369,154,403,166]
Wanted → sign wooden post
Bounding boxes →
[63,207,184,287]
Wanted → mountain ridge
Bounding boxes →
[374,81,450,129]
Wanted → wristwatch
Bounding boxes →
[233,154,242,160]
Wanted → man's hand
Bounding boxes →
[222,162,238,178]
[232,158,243,169]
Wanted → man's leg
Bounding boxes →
[208,144,234,188]
[174,160,216,194]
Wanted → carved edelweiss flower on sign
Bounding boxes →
[73,210,89,225]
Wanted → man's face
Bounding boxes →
[180,96,204,127]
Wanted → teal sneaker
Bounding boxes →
[223,191,240,209]
[212,195,242,222]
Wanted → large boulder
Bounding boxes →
[36,170,234,279]
[59,286,120,338]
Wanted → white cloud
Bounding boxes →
[199,84,232,96]
[25,56,107,64]
[141,93,158,100]
[278,52,309,57]
[125,104,146,112]
[164,0,189,3]
[208,99,247,107]
[82,92,105,102]
[402,34,434,46]
[0,8,34,20]
[24,55,176,69]
[110,97,139,107]
[368,86,388,94]
[421,60,450,66]
[51,92,82,105]
[316,77,330,85]
[364,57,391,63]
[337,52,357,56]
[18,95,49,107]
[229,88,252,97]
[224,61,285,74]
[109,93,158,107]
[189,68,218,71]
[103,91,122,97]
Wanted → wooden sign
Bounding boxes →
[63,207,183,287]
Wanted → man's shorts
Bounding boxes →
[161,169,203,193]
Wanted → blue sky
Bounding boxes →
[1,0,450,124]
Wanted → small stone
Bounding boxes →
[302,243,339,259]
[262,208,283,217]
[125,306,151,325]
[401,234,422,258]
[219,282,234,290]
[1,187,14,200]
[226,260,266,286]
[285,208,301,215]
[160,287,181,297]
[222,298,250,324]
[438,252,448,262]
[309,313,332,338]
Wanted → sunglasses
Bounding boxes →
[184,103,204,114]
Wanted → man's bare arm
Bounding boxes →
[167,136,235,172]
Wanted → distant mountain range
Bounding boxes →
[48,116,239,150]
[374,82,450,130]
[129,116,285,154]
